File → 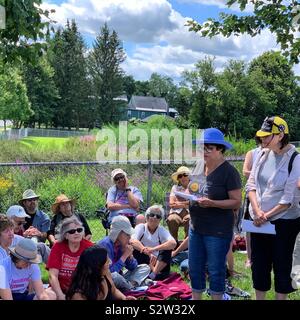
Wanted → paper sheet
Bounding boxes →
[174,191,199,201]
[241,219,276,235]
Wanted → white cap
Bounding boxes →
[6,205,30,218]
[111,168,127,182]
[109,216,134,242]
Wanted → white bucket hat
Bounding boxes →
[109,215,134,242]
[9,238,42,264]
[111,168,127,183]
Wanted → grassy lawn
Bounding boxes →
[40,220,300,300]
[20,137,69,150]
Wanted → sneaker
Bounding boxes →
[222,293,231,300]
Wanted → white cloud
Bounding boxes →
[176,0,254,12]
[44,0,177,42]
[43,0,298,80]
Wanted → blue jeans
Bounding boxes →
[189,229,231,295]
[171,251,189,273]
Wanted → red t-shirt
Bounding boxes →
[47,239,93,293]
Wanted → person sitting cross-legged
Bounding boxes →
[0,238,56,300]
[4,207,50,264]
[48,194,92,248]
[97,215,150,291]
[19,189,50,243]
[47,216,93,300]
[131,205,177,281]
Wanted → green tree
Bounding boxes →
[22,56,59,128]
[49,20,90,129]
[248,51,298,138]
[0,0,54,63]
[0,63,33,128]
[123,75,135,101]
[88,23,126,124]
[182,57,217,129]
[187,0,300,63]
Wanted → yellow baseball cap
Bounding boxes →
[256,116,289,137]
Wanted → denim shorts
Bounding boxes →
[189,229,231,295]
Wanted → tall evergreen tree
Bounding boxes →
[49,20,90,129]
[22,56,59,128]
[88,23,126,124]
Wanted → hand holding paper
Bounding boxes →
[241,219,276,234]
[174,191,199,201]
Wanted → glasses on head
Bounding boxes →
[148,213,162,219]
[114,175,125,182]
[66,227,83,235]
[177,173,189,179]
[204,145,215,153]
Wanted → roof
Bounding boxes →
[128,95,168,112]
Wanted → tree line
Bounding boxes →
[0,10,300,139]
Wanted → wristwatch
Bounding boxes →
[125,188,131,192]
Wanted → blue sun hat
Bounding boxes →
[194,128,232,150]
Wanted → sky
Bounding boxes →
[42,0,300,82]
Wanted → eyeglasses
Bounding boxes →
[114,175,125,182]
[204,145,215,153]
[66,227,83,235]
[177,173,189,179]
[148,213,162,219]
[26,198,38,202]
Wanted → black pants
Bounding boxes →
[251,217,300,294]
[133,249,172,274]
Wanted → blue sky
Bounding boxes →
[43,0,297,81]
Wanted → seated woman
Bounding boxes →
[97,215,150,291]
[106,168,144,227]
[47,216,93,300]
[48,194,92,247]
[131,205,177,280]
[167,167,191,241]
[66,246,136,300]
[0,238,56,300]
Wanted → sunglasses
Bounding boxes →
[204,145,216,153]
[177,173,189,179]
[26,198,38,202]
[17,221,26,226]
[67,227,83,235]
[148,213,162,219]
[114,175,125,182]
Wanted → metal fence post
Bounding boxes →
[146,161,153,208]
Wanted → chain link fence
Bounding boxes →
[0,158,245,241]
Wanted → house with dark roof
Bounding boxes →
[127,95,178,120]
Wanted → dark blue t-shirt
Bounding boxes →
[190,161,242,238]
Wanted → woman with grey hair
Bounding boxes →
[131,205,177,280]
[47,216,93,300]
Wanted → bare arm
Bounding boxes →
[169,195,189,209]
[147,239,177,253]
[49,268,65,300]
[32,279,50,300]
[0,288,13,300]
[242,150,253,178]
[172,237,189,257]
[197,189,242,210]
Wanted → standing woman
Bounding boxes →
[189,128,242,300]
[66,246,136,300]
[247,116,300,300]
